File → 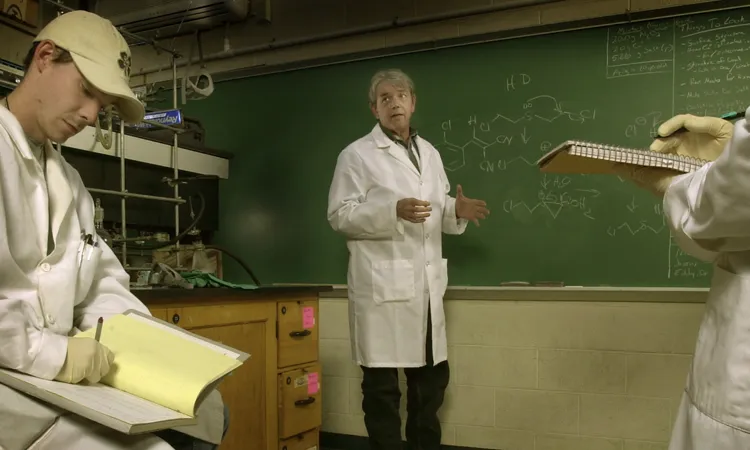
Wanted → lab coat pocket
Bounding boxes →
[687,266,750,430]
[438,258,449,297]
[371,259,415,304]
[75,246,102,303]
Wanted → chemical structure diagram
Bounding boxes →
[606,200,666,237]
[502,174,598,220]
[434,94,597,173]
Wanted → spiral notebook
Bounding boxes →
[536,140,710,175]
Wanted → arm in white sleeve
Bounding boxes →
[439,163,468,235]
[663,111,750,255]
[0,173,66,380]
[327,147,404,239]
[73,235,151,332]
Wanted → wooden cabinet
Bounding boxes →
[277,300,319,368]
[279,428,319,450]
[139,286,330,450]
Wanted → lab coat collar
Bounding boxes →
[45,142,74,244]
[372,123,393,149]
[0,104,74,249]
[0,102,35,161]
[370,124,430,176]
[0,101,70,176]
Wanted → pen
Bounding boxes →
[94,317,103,342]
[651,110,746,138]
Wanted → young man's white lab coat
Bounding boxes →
[0,106,223,449]
[664,107,750,448]
[327,124,467,368]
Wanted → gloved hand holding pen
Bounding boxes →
[651,113,734,161]
[614,114,734,196]
[54,336,114,384]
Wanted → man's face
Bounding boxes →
[371,81,415,133]
[34,45,115,143]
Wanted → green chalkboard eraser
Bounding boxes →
[500,281,531,286]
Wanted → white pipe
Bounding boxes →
[136,0,562,77]
[119,119,127,266]
[87,187,186,204]
[172,56,181,268]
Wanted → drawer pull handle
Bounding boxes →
[289,330,311,338]
[294,397,316,407]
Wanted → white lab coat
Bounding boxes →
[0,106,223,449]
[327,124,467,368]
[663,106,750,448]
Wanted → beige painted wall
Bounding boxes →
[320,295,705,449]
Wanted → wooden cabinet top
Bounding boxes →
[133,285,333,305]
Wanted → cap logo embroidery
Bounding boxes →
[118,52,131,77]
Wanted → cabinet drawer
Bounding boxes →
[279,427,319,450]
[277,300,319,368]
[278,364,322,439]
[147,307,168,321]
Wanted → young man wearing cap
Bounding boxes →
[0,11,227,450]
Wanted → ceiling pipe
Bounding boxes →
[135,0,562,78]
[41,0,182,57]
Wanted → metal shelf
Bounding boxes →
[43,1,189,267]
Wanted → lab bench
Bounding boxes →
[135,285,332,450]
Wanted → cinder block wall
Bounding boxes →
[320,296,704,449]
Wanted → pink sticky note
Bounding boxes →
[302,307,315,329]
[307,372,319,395]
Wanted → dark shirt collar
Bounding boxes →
[379,123,417,148]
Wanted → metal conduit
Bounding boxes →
[136,0,563,76]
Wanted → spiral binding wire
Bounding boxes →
[564,140,708,173]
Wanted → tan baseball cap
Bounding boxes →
[34,11,145,124]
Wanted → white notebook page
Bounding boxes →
[0,369,190,425]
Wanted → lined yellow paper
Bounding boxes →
[77,314,241,416]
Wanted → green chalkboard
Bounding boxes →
[176,8,750,287]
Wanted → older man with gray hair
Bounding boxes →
[327,68,489,449]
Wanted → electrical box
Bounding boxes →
[0,58,23,91]
[0,0,39,27]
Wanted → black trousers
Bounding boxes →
[360,309,450,450]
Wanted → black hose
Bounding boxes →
[204,244,262,287]
[110,190,261,286]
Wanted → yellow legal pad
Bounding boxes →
[77,311,245,417]
[0,310,248,434]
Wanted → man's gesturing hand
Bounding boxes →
[455,185,489,226]
[397,198,432,223]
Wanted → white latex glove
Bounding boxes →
[54,337,114,384]
[650,113,733,160]
[614,114,734,196]
[613,164,677,196]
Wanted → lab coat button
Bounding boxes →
[46,315,55,325]
[40,263,51,272]
[426,233,431,239]
[426,261,431,266]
